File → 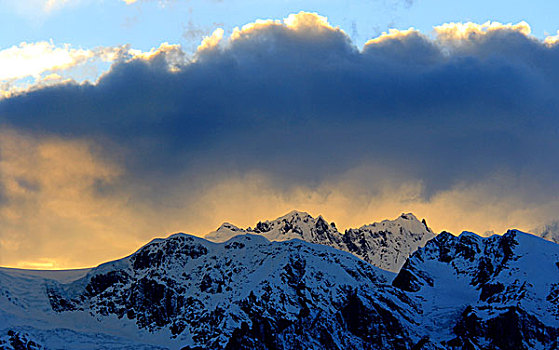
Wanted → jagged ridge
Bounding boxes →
[206,210,435,272]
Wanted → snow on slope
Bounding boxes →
[205,210,341,244]
[531,220,559,244]
[0,265,170,349]
[392,229,559,349]
[343,213,435,273]
[206,211,435,272]
[1,233,418,349]
[0,267,91,283]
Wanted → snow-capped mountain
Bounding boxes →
[1,233,419,349]
[206,211,435,272]
[1,213,558,349]
[531,221,559,244]
[342,213,435,273]
[205,210,342,245]
[392,230,559,349]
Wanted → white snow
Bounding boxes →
[531,220,559,244]
[205,211,435,272]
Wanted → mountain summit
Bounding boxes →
[206,210,338,243]
[206,211,435,272]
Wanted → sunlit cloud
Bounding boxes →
[197,28,224,52]
[1,141,555,269]
[363,21,536,52]
[0,41,93,81]
[434,21,532,41]
[128,42,186,71]
[0,41,116,98]
[229,12,343,42]
[0,129,137,268]
[0,41,185,98]
[190,169,559,238]
[283,11,334,32]
[364,28,420,45]
[544,30,559,46]
[1,73,73,99]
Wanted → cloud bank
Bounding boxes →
[1,12,559,268]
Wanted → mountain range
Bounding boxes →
[0,211,558,349]
[206,211,435,272]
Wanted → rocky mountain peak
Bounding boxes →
[391,228,559,349]
[343,213,436,272]
[205,211,436,272]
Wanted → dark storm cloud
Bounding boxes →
[1,14,558,196]
[2,14,559,268]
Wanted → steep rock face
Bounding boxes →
[206,211,344,248]
[0,330,43,350]
[342,213,435,272]
[43,234,418,349]
[223,287,412,350]
[448,305,559,350]
[392,230,559,349]
[206,211,435,272]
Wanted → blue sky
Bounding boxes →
[2,0,559,52]
[1,1,559,268]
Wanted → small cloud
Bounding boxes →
[283,11,333,31]
[544,30,559,46]
[229,11,343,42]
[434,21,532,44]
[0,41,93,81]
[197,28,224,52]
